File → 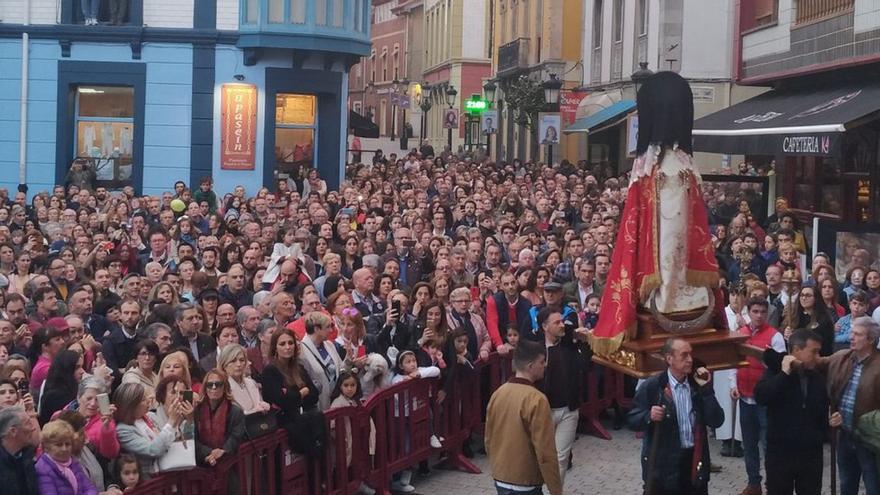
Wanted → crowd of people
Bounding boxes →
[0,139,877,495]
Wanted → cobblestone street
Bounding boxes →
[410,420,860,495]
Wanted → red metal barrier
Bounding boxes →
[127,355,630,495]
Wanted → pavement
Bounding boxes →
[407,419,865,495]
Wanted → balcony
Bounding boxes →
[497,38,530,76]
[238,0,372,61]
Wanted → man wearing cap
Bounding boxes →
[527,280,579,342]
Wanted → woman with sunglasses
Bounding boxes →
[194,369,244,468]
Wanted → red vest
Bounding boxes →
[737,323,777,398]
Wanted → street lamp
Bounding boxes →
[419,82,433,145]
[542,74,562,164]
[446,85,458,152]
[631,61,653,94]
[483,79,497,156]
[399,78,410,150]
[390,78,400,141]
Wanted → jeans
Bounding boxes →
[740,401,767,487]
[552,407,579,484]
[81,0,99,18]
[495,485,542,495]
[838,430,880,495]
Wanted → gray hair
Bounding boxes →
[256,318,277,337]
[853,316,880,343]
[144,322,172,339]
[77,376,108,398]
[175,302,198,322]
[253,290,271,308]
[0,406,26,438]
[236,306,257,327]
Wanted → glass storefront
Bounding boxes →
[74,86,135,189]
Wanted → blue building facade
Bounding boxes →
[0,0,370,196]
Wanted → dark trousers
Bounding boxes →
[647,448,708,495]
[765,446,822,495]
[110,0,128,24]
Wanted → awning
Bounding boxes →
[564,100,636,134]
[349,110,379,138]
[693,83,880,157]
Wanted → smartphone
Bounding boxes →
[97,393,111,416]
[341,207,355,216]
[403,239,417,248]
[182,390,194,404]
[392,300,402,315]
[17,379,29,396]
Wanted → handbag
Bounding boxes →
[158,429,196,471]
[245,410,278,440]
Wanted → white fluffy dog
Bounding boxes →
[361,353,392,399]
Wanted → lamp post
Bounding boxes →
[399,78,410,150]
[419,82,433,146]
[446,85,458,152]
[390,78,399,141]
[630,61,653,95]
[542,73,562,164]
[483,79,497,157]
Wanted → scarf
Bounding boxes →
[49,456,78,494]
[197,400,230,449]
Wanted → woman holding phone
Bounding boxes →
[64,377,121,460]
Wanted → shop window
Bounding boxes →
[275,94,317,179]
[74,86,135,189]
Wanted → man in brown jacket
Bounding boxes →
[485,340,562,495]
[821,316,880,495]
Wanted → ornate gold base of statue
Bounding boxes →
[592,307,750,379]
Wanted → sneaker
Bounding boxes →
[390,481,415,493]
[358,483,376,495]
[430,435,443,449]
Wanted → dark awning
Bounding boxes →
[693,83,880,157]
[349,110,379,138]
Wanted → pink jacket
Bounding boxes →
[83,414,121,459]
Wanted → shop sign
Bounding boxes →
[781,135,831,155]
[560,90,588,126]
[221,84,258,170]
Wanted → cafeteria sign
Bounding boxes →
[221,84,258,170]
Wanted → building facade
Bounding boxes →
[491,0,583,163]
[0,0,370,196]
[421,0,492,153]
[577,0,763,173]
[692,0,880,225]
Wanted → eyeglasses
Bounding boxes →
[205,381,225,390]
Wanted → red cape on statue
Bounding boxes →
[589,169,719,357]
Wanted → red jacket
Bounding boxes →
[737,322,777,398]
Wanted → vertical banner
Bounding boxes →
[560,90,589,126]
[538,113,561,144]
[481,110,498,135]
[443,108,460,129]
[220,84,258,170]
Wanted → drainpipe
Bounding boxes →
[19,0,31,186]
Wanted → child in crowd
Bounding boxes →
[775,242,802,281]
[835,290,868,352]
[113,453,142,492]
[505,325,520,349]
[263,226,304,287]
[582,294,601,329]
[328,371,375,495]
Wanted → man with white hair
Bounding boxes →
[0,406,39,495]
[821,316,880,495]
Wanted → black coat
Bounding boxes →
[628,370,724,492]
[260,363,319,424]
[754,356,829,452]
[0,445,37,495]
[102,327,141,374]
[172,331,217,363]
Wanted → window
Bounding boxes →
[637,0,648,35]
[269,0,284,23]
[592,0,603,48]
[316,0,327,25]
[292,0,307,24]
[795,0,851,25]
[74,86,135,189]
[370,51,376,83]
[741,0,779,31]
[275,94,317,178]
[245,0,258,23]
[612,0,623,42]
[332,0,344,27]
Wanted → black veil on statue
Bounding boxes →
[635,71,694,156]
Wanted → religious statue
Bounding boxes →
[589,72,721,359]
